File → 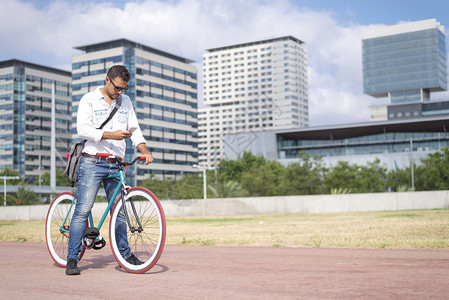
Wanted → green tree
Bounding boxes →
[0,168,22,184]
[7,186,38,205]
[218,152,267,183]
[386,163,420,192]
[208,180,247,198]
[41,169,73,186]
[135,147,449,200]
[325,161,358,193]
[417,146,449,190]
[240,160,285,196]
[174,174,203,199]
[0,168,22,205]
[141,175,175,200]
[356,159,388,193]
[141,174,203,200]
[282,152,327,195]
[325,159,387,193]
[217,159,244,183]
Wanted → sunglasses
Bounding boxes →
[108,77,129,92]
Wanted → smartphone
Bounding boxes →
[128,127,137,133]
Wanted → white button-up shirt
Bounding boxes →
[77,87,146,158]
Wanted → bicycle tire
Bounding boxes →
[109,187,166,273]
[45,192,86,267]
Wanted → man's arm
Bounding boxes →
[137,143,154,165]
[77,96,103,143]
[102,130,132,140]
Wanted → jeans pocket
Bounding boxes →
[78,157,97,176]
[81,156,96,165]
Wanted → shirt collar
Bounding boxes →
[95,86,116,106]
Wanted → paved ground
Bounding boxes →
[0,242,448,299]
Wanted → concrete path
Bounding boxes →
[1,242,448,299]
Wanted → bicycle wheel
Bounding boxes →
[45,192,86,267]
[109,187,166,273]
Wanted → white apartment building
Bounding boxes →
[199,36,308,166]
[72,39,198,183]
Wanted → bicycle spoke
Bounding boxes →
[109,187,166,273]
[46,193,86,267]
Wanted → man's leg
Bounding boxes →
[103,167,131,259]
[66,157,104,270]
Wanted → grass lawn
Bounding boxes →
[1,209,449,249]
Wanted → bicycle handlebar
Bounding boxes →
[96,153,146,166]
[114,156,146,166]
[125,156,147,166]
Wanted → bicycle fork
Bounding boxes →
[120,184,144,233]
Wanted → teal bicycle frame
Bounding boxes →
[46,154,165,274]
[60,168,126,235]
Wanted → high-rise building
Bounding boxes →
[72,39,198,183]
[0,59,72,180]
[363,19,448,121]
[199,36,308,166]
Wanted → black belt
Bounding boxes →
[82,153,117,162]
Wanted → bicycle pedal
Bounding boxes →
[93,236,106,250]
[82,227,100,249]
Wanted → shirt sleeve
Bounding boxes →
[77,95,104,143]
[127,100,147,147]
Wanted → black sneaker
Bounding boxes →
[125,254,143,265]
[66,258,80,275]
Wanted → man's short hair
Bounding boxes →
[107,65,130,82]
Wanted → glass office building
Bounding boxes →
[224,117,449,170]
[363,19,447,104]
[72,39,198,183]
[277,118,449,160]
[0,59,72,179]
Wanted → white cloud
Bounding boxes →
[0,0,386,126]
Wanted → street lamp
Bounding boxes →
[192,164,217,200]
[410,138,415,189]
[1,176,20,205]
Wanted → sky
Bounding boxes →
[1,0,449,127]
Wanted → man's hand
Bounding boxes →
[139,153,154,165]
[137,143,154,165]
[102,130,132,140]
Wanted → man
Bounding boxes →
[66,65,154,275]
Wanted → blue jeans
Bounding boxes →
[67,156,131,260]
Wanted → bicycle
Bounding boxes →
[45,153,166,274]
